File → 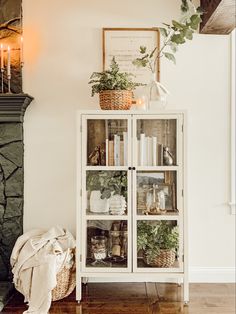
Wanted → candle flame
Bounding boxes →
[8,46,10,51]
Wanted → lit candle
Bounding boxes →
[0,44,3,70]
[7,46,11,77]
[135,98,146,110]
[20,36,23,65]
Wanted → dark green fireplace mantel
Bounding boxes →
[0,94,33,310]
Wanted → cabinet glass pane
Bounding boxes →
[137,220,179,268]
[86,170,128,215]
[86,220,128,268]
[87,119,128,166]
[136,119,176,166]
[137,171,177,215]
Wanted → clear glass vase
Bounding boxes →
[146,73,169,110]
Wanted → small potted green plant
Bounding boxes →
[89,57,141,110]
[86,171,127,214]
[137,220,179,267]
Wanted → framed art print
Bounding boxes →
[102,28,160,84]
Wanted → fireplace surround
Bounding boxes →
[0,93,33,310]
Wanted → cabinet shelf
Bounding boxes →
[85,215,128,220]
[136,166,179,171]
[136,213,179,221]
[85,166,128,171]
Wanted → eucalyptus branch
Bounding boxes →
[132,0,203,74]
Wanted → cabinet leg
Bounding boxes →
[82,277,88,285]
[76,276,82,302]
[183,277,189,304]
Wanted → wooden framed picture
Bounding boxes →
[102,28,160,84]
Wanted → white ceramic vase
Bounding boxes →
[146,73,169,110]
[90,190,109,213]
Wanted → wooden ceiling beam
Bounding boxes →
[200,0,236,34]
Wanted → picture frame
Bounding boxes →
[102,28,160,84]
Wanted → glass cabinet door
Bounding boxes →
[133,115,183,272]
[81,115,131,272]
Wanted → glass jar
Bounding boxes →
[91,235,107,263]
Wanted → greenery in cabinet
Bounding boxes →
[86,171,127,199]
[137,221,179,262]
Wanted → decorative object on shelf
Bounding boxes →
[163,146,174,166]
[89,57,141,110]
[137,220,179,267]
[91,235,108,265]
[0,0,24,93]
[88,145,102,165]
[132,0,203,109]
[144,184,162,215]
[89,190,109,213]
[109,194,126,215]
[108,221,127,262]
[157,189,166,213]
[86,171,127,214]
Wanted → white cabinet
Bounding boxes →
[76,110,188,303]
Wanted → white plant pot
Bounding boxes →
[90,190,109,213]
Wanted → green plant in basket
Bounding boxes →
[86,171,127,199]
[89,57,141,96]
[137,220,179,265]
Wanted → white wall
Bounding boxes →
[22,0,235,281]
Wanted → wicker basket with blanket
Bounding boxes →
[52,248,76,301]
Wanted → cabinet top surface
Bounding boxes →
[77,109,186,115]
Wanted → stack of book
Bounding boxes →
[137,133,163,166]
[106,132,128,166]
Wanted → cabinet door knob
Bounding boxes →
[128,167,132,170]
[133,167,136,170]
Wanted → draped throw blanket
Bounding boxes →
[10,226,76,314]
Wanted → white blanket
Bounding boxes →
[10,226,76,314]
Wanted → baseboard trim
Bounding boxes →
[87,267,235,283]
[189,267,236,283]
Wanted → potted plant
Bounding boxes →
[89,57,141,110]
[86,171,127,213]
[137,220,179,267]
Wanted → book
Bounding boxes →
[152,137,157,166]
[158,143,163,166]
[108,140,114,166]
[105,139,109,166]
[120,141,124,166]
[140,133,145,166]
[123,132,128,166]
[114,135,120,166]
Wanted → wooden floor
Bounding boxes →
[2,283,235,314]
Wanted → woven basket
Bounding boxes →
[99,90,133,110]
[52,251,76,301]
[144,249,176,268]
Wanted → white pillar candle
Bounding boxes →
[7,46,11,77]
[0,44,4,70]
